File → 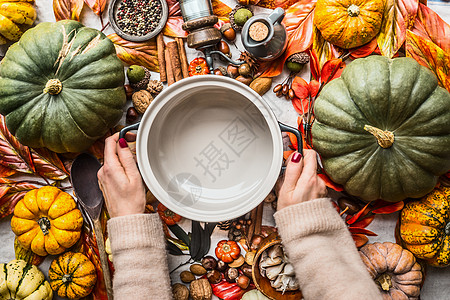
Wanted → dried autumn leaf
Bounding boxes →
[351,215,375,228]
[257,0,300,9]
[108,34,159,72]
[371,200,404,214]
[309,49,320,81]
[287,132,299,150]
[292,76,309,99]
[377,0,419,58]
[167,0,181,16]
[349,227,377,236]
[347,202,371,225]
[350,38,378,59]
[31,148,68,181]
[411,3,450,52]
[212,0,232,17]
[84,0,107,16]
[163,17,187,37]
[0,165,16,178]
[317,172,343,192]
[352,234,369,247]
[312,27,341,69]
[320,58,345,84]
[283,150,295,160]
[292,97,310,115]
[308,80,320,97]
[53,0,84,21]
[0,115,35,174]
[0,181,36,218]
[406,30,450,90]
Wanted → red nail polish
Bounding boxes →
[118,138,128,148]
[291,152,302,163]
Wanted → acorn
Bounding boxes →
[236,275,250,289]
[286,52,310,73]
[218,41,231,56]
[220,23,236,41]
[127,65,151,90]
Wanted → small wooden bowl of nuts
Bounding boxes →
[108,0,168,42]
[252,234,302,300]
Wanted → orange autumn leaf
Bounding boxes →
[406,30,450,91]
[312,27,341,69]
[283,150,294,160]
[261,0,316,77]
[371,200,404,214]
[308,80,320,97]
[317,173,343,192]
[411,3,450,52]
[350,38,378,59]
[53,0,84,21]
[107,34,159,72]
[212,0,232,17]
[349,227,377,236]
[163,16,187,37]
[257,0,300,9]
[0,165,16,178]
[84,0,107,16]
[377,0,419,58]
[292,76,309,99]
[320,58,345,84]
[351,215,375,228]
[352,234,369,247]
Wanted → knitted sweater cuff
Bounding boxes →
[274,198,346,242]
[107,213,165,251]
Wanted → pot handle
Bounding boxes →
[278,122,303,156]
[119,122,140,140]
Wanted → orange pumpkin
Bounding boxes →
[314,0,385,49]
[359,242,423,299]
[399,186,450,267]
[11,186,83,256]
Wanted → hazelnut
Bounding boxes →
[206,270,222,284]
[201,256,217,270]
[126,107,139,124]
[250,235,263,251]
[236,275,250,289]
[132,90,153,114]
[180,271,195,283]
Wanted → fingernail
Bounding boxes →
[291,152,302,163]
[118,138,128,148]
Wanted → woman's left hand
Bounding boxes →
[97,133,146,218]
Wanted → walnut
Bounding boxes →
[132,90,153,114]
[147,80,163,95]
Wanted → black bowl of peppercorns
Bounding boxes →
[108,0,168,41]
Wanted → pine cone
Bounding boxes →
[287,52,310,65]
[218,220,234,230]
[147,80,163,95]
[239,51,259,74]
[131,67,151,90]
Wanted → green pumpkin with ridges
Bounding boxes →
[312,55,450,202]
[0,20,126,153]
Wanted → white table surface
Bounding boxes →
[1,0,450,299]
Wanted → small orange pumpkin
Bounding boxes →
[399,186,450,267]
[314,0,385,49]
[359,242,423,299]
[11,186,83,256]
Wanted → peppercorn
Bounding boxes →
[116,0,163,36]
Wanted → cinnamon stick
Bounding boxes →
[165,49,175,86]
[246,207,258,244]
[157,33,167,82]
[254,202,264,236]
[176,37,189,78]
[167,41,183,81]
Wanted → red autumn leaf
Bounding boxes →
[352,234,369,248]
[166,0,181,16]
[0,165,16,178]
[411,3,450,53]
[0,115,35,174]
[84,0,107,16]
[292,97,310,115]
[347,202,371,225]
[283,150,294,160]
[292,76,309,99]
[406,30,450,90]
[377,0,419,58]
[31,148,68,181]
[349,227,377,236]
[371,200,404,214]
[308,80,320,97]
[320,59,345,84]
[163,16,188,37]
[53,0,84,21]
[0,181,37,218]
[308,49,320,81]
[312,27,342,69]
[287,132,299,150]
[351,215,375,229]
[261,0,316,77]
[350,38,378,59]
[317,173,343,192]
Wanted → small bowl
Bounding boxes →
[108,0,168,42]
[252,234,302,300]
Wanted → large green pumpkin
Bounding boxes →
[0,20,126,153]
[312,56,450,202]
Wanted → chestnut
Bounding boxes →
[124,84,134,99]
[250,235,263,251]
[240,263,252,278]
[201,256,217,270]
[126,107,139,124]
[224,267,239,283]
[217,41,230,55]
[236,275,250,289]
[227,64,239,78]
[206,270,222,284]
[216,260,227,272]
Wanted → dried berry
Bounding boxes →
[289,89,295,99]
[273,84,282,93]
[224,267,239,282]
[190,264,207,276]
[126,107,139,123]
[236,275,250,289]
[206,270,222,284]
[282,84,289,95]
[276,90,282,97]
[180,271,195,283]
[238,63,251,77]
[201,256,217,270]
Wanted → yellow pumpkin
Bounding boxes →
[48,252,97,299]
[314,0,385,49]
[0,0,36,44]
[11,186,83,256]
[0,259,53,299]
[399,186,450,267]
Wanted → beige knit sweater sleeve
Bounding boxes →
[107,213,172,300]
[274,198,382,300]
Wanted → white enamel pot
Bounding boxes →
[120,76,302,222]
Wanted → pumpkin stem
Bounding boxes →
[347,4,360,17]
[364,125,394,148]
[37,217,51,235]
[375,273,392,291]
[43,79,62,95]
[62,274,73,284]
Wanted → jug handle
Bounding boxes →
[268,7,285,25]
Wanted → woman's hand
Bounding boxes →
[97,133,146,218]
[277,149,327,211]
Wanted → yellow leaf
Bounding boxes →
[53,0,84,21]
[107,34,159,72]
[84,0,106,16]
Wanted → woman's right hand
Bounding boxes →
[277,149,327,211]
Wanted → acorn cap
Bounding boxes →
[220,23,232,34]
[287,52,310,64]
